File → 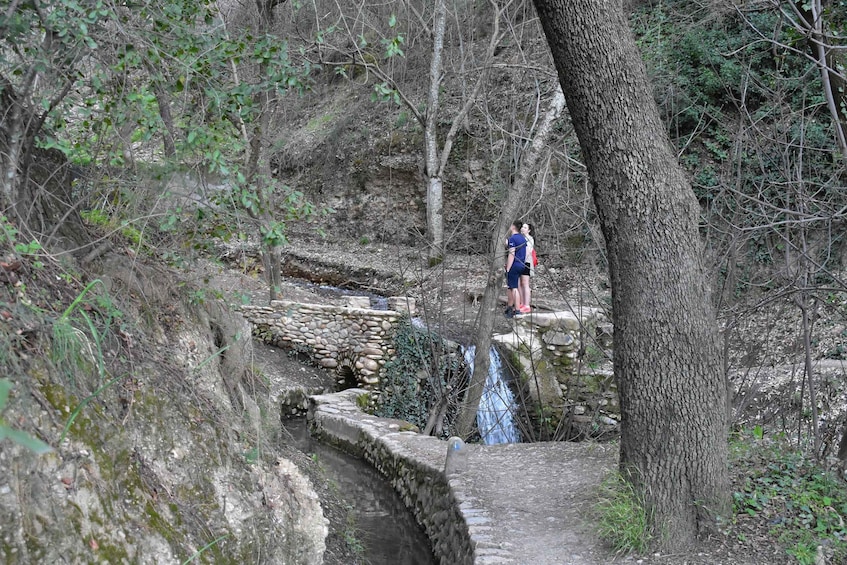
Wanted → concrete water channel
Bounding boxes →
[282,418,436,564]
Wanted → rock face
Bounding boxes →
[0,267,327,564]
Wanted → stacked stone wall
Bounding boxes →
[307,388,620,565]
[241,299,406,388]
[308,390,477,564]
[494,309,619,438]
[242,297,620,437]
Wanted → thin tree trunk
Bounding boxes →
[424,0,501,263]
[424,0,447,263]
[797,216,821,453]
[799,290,820,452]
[151,79,176,158]
[316,0,500,263]
[1,87,25,213]
[117,120,137,168]
[1,28,43,216]
[243,0,287,302]
[260,246,281,301]
[809,0,847,160]
[455,87,565,439]
[791,0,847,159]
[533,0,729,550]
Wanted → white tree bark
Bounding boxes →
[1,61,39,216]
[807,0,847,159]
[424,0,447,262]
[312,0,503,261]
[1,95,24,209]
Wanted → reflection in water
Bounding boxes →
[283,419,436,565]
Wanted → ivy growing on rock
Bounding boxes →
[375,321,460,436]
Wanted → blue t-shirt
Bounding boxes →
[508,233,527,270]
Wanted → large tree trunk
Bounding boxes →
[532,0,729,551]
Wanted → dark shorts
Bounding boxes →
[522,266,531,276]
[506,266,522,289]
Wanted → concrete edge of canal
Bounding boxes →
[307,389,621,565]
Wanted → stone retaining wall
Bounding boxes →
[308,389,478,564]
[495,309,619,438]
[242,297,620,438]
[241,298,413,388]
[307,388,620,565]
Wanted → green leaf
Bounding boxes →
[0,379,10,411]
[0,426,53,454]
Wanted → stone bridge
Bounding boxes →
[241,296,415,389]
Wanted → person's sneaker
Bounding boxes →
[518,305,532,313]
[504,307,515,318]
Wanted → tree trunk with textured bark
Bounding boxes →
[243,0,288,302]
[532,0,729,551]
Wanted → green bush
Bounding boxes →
[375,321,457,431]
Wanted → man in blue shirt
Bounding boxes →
[504,221,527,318]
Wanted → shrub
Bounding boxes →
[375,321,457,432]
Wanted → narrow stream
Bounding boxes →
[282,418,436,565]
[288,278,390,310]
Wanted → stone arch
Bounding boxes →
[240,299,406,390]
[336,350,361,390]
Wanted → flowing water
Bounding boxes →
[282,419,436,565]
[462,345,521,444]
[287,279,390,310]
[411,316,521,445]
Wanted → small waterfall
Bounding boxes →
[462,345,521,444]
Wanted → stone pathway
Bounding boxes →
[306,389,624,565]
[457,441,621,564]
